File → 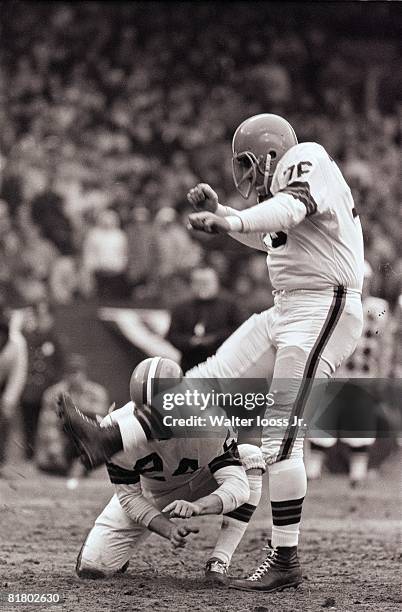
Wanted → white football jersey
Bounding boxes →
[267,142,364,292]
[102,402,241,492]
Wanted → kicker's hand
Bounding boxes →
[163,499,202,519]
[188,211,231,234]
[169,524,199,548]
[187,183,219,213]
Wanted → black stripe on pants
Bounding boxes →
[277,286,347,462]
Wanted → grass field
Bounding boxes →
[1,453,401,612]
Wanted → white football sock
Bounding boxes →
[349,451,369,482]
[268,457,307,548]
[211,473,262,566]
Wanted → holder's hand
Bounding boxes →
[163,499,202,519]
[169,523,199,548]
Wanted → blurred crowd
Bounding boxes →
[0,2,400,314]
[0,3,401,474]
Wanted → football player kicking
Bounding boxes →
[73,357,265,585]
[58,114,364,593]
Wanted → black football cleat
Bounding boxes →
[230,543,302,592]
[205,557,229,586]
[57,393,123,470]
[118,560,130,574]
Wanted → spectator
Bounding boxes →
[153,206,202,306]
[49,254,83,304]
[125,205,155,294]
[154,206,202,278]
[36,354,109,476]
[0,3,399,306]
[82,209,129,301]
[167,266,243,372]
[20,300,64,460]
[30,189,75,255]
[0,316,28,475]
[0,200,20,293]
[19,221,59,282]
[13,263,48,308]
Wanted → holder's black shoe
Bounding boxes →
[230,543,302,592]
[118,560,130,574]
[57,393,123,470]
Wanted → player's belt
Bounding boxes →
[273,287,360,296]
[277,285,347,461]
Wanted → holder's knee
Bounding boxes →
[75,540,116,580]
[76,547,108,580]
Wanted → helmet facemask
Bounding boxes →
[232,151,274,200]
[231,113,298,202]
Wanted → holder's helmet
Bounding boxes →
[130,356,183,407]
[128,356,183,440]
[232,114,297,199]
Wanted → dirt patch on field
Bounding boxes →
[1,455,401,612]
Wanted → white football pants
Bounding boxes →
[188,287,363,464]
[77,466,219,576]
[77,442,263,577]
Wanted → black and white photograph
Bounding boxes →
[0,2,401,611]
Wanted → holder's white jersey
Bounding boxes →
[102,402,241,493]
[267,142,364,292]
